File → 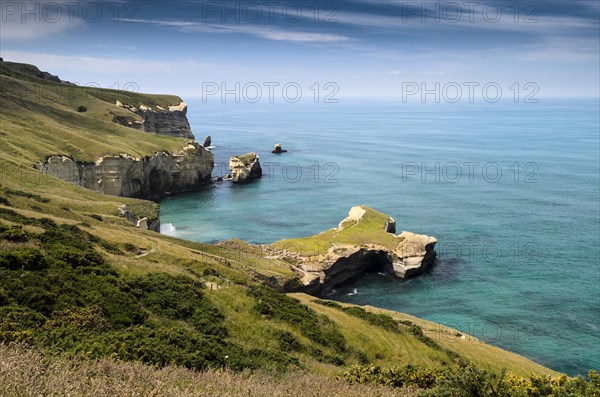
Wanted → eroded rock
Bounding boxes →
[38,141,214,199]
[270,206,437,295]
[230,153,262,183]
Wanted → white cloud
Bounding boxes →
[0,13,83,41]
[123,18,351,43]
[334,11,598,35]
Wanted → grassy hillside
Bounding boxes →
[0,61,187,164]
[2,61,593,395]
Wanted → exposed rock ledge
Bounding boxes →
[270,206,437,296]
[115,100,195,139]
[118,204,160,232]
[37,141,214,199]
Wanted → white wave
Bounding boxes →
[161,223,177,236]
[346,288,358,296]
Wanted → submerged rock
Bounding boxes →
[270,206,437,295]
[230,153,262,183]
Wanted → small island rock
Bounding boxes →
[272,143,287,154]
[230,153,262,183]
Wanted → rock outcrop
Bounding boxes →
[115,101,195,139]
[38,141,214,199]
[270,206,437,295]
[230,153,262,183]
[272,143,287,154]
[118,204,160,232]
[202,136,212,147]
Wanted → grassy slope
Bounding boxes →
[0,61,187,164]
[0,62,559,382]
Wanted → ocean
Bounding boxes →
[159,98,600,376]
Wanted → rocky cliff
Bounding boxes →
[115,101,195,139]
[270,206,437,295]
[38,141,214,199]
[230,153,262,183]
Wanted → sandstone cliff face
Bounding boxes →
[270,206,437,296]
[115,101,194,139]
[38,141,214,199]
[230,153,262,183]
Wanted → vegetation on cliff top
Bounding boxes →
[272,206,403,255]
[232,152,259,166]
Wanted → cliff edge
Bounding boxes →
[37,141,213,199]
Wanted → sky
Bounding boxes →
[1,0,599,100]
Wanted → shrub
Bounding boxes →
[339,364,441,389]
[250,286,346,356]
[129,273,227,338]
[274,329,302,352]
[0,306,46,332]
[0,225,28,242]
[0,247,47,270]
[77,105,87,112]
[4,189,50,203]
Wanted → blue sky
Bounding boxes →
[1,0,599,99]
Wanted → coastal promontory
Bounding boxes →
[270,206,437,295]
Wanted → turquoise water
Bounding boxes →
[159,99,600,375]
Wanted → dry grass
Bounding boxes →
[0,344,414,397]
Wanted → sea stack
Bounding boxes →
[272,143,287,154]
[230,153,262,183]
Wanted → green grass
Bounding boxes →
[232,153,258,166]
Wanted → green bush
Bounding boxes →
[0,225,28,242]
[338,364,600,396]
[250,286,347,356]
[4,189,49,203]
[339,364,441,389]
[0,247,47,271]
[274,329,302,352]
[0,306,46,332]
[77,105,87,112]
